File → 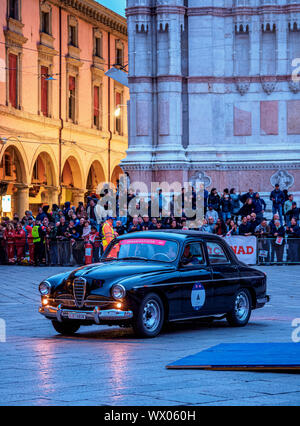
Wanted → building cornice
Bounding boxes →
[122,162,300,172]
[126,4,300,18]
[188,4,300,18]
[49,0,127,37]
[129,75,293,84]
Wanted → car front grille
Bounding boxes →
[73,278,87,308]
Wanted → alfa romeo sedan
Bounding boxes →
[39,230,270,338]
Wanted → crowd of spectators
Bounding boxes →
[0,183,299,266]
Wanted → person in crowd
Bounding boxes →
[205,205,219,224]
[226,220,238,236]
[128,216,141,233]
[270,184,285,225]
[230,188,241,223]
[89,226,101,263]
[220,192,232,222]
[239,216,252,236]
[32,220,44,266]
[238,198,255,218]
[213,218,227,236]
[286,218,300,263]
[284,194,294,225]
[249,213,259,234]
[0,224,6,264]
[56,216,71,266]
[270,219,286,263]
[255,218,271,264]
[14,222,26,264]
[286,202,300,226]
[208,188,221,214]
[4,223,15,264]
[253,193,266,224]
[35,207,47,223]
[102,217,116,252]
[240,188,257,204]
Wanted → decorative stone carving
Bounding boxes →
[270,170,294,190]
[190,171,212,189]
[236,81,250,96]
[261,81,276,95]
[288,80,300,94]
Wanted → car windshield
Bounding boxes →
[103,238,179,263]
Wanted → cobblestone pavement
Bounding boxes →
[0,265,299,406]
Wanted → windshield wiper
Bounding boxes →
[100,257,118,262]
[120,256,150,262]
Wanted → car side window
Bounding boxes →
[181,242,206,267]
[207,242,230,265]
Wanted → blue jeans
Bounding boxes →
[222,212,231,222]
[272,205,283,225]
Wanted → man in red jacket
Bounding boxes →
[14,223,26,263]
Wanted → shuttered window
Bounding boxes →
[68,76,76,121]
[94,86,99,128]
[9,54,17,108]
[41,66,48,117]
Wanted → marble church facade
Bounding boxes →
[122,0,300,196]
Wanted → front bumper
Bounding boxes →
[39,304,133,324]
[256,295,270,308]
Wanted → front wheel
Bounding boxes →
[226,289,252,327]
[132,293,165,338]
[52,320,81,336]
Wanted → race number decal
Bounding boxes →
[191,283,206,311]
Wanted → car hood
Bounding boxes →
[67,261,176,282]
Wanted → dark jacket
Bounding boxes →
[239,222,252,235]
[270,189,285,207]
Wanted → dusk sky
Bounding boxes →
[96,0,126,17]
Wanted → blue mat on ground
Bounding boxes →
[166,343,300,371]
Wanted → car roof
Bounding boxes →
[117,230,223,242]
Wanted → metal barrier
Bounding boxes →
[257,237,300,265]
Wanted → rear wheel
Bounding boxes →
[52,321,81,336]
[132,293,164,338]
[226,288,252,327]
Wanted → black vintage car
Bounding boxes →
[39,231,270,338]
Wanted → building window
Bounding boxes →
[8,53,18,108]
[69,23,78,47]
[115,91,122,134]
[41,66,48,117]
[95,35,103,58]
[4,154,12,177]
[68,76,76,122]
[41,10,50,34]
[93,85,102,129]
[116,46,123,66]
[8,0,19,20]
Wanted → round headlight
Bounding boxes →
[39,281,51,296]
[111,284,126,300]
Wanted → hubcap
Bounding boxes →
[235,292,250,322]
[143,300,161,332]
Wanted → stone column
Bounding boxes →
[15,185,29,218]
[121,0,154,186]
[72,189,86,207]
[47,187,59,207]
[155,1,187,165]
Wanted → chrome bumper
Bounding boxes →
[256,295,270,307]
[39,304,133,324]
